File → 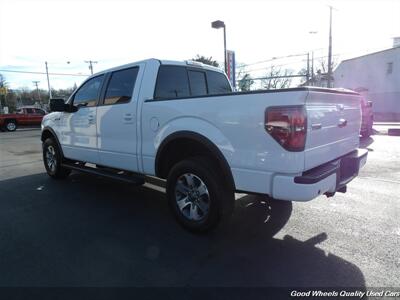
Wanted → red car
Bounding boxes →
[0,107,46,131]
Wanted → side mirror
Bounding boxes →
[49,98,66,112]
[367,101,373,108]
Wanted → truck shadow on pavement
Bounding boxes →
[0,173,366,288]
[359,136,374,150]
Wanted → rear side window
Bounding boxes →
[207,71,232,94]
[154,66,190,99]
[73,75,104,107]
[188,70,207,96]
[25,108,34,114]
[104,67,139,105]
[34,109,45,115]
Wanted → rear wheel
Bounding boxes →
[5,120,17,131]
[166,156,234,233]
[43,138,71,179]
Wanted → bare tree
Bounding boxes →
[263,65,293,90]
[316,57,337,74]
[0,74,8,109]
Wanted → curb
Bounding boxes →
[388,129,400,136]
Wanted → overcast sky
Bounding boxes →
[0,0,399,90]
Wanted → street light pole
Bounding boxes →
[45,61,52,99]
[327,6,333,88]
[223,25,227,74]
[211,20,227,73]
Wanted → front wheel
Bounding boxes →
[5,120,17,131]
[166,157,234,233]
[43,138,71,179]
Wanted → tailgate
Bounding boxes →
[304,90,361,170]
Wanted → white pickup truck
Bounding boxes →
[41,58,367,232]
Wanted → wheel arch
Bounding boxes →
[41,127,64,157]
[155,131,235,191]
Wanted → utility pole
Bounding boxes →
[45,61,52,99]
[327,6,333,88]
[311,51,314,86]
[308,31,318,86]
[84,60,98,75]
[32,81,41,104]
[307,52,310,83]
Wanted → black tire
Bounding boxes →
[166,156,234,233]
[5,120,17,131]
[42,138,71,179]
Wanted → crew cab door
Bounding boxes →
[59,74,104,164]
[96,65,143,171]
[31,108,46,125]
[17,108,34,125]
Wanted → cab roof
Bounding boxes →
[90,58,224,78]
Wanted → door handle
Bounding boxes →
[311,123,322,130]
[338,118,347,128]
[123,113,134,122]
[88,115,95,124]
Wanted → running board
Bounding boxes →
[61,162,145,185]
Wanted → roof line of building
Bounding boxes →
[341,47,400,63]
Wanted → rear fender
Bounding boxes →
[154,117,235,164]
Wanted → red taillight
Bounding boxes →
[265,106,307,151]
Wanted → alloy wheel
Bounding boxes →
[45,145,57,173]
[175,173,210,221]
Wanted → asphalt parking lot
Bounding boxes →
[0,127,399,288]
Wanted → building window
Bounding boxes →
[387,62,393,74]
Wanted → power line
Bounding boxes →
[240,53,307,68]
[239,54,341,74]
[0,69,89,77]
[240,50,327,68]
[241,60,307,73]
[238,74,306,82]
[242,60,305,73]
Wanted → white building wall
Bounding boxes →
[334,47,400,118]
